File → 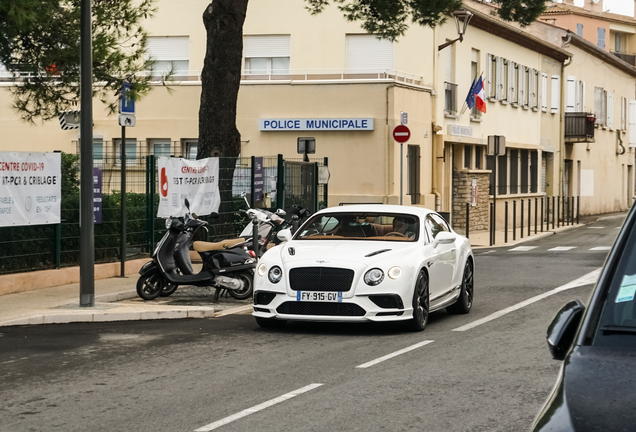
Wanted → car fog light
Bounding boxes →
[364,268,384,286]
[388,266,403,280]
[268,266,283,283]
[257,263,267,277]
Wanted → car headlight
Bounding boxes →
[364,268,384,286]
[268,266,283,283]
[388,266,403,280]
[257,263,267,277]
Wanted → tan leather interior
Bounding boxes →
[193,238,245,252]
[373,224,394,236]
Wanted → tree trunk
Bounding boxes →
[199,0,248,159]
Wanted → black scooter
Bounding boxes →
[136,200,256,301]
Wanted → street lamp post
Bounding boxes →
[438,10,474,51]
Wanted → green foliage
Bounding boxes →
[60,152,80,196]
[0,0,161,122]
[304,0,547,40]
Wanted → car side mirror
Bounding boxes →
[433,231,456,247]
[547,300,585,360]
[277,228,293,242]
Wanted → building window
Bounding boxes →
[520,150,529,193]
[530,151,538,193]
[115,139,137,166]
[147,36,189,76]
[150,139,171,158]
[346,34,394,74]
[509,149,518,194]
[598,28,606,49]
[471,49,481,118]
[93,138,104,162]
[595,87,607,126]
[475,146,482,170]
[407,145,421,204]
[464,145,472,169]
[541,73,548,111]
[551,75,560,114]
[184,140,198,160]
[615,33,623,53]
[497,153,507,195]
[523,67,530,108]
[487,54,497,99]
[244,35,291,75]
[577,24,583,37]
[508,61,517,105]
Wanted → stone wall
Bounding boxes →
[452,169,491,233]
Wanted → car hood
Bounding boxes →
[279,240,419,266]
[534,346,636,432]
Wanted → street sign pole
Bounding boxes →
[392,124,411,206]
[119,82,135,278]
[79,0,95,307]
[400,143,403,205]
[487,135,506,245]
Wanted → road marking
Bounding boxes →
[508,246,538,252]
[587,226,605,229]
[356,340,434,369]
[589,246,611,251]
[194,383,323,431]
[452,268,601,332]
[547,246,576,251]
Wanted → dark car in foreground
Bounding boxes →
[532,207,636,431]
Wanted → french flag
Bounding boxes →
[475,76,486,113]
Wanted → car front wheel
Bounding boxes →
[406,270,429,332]
[447,259,474,315]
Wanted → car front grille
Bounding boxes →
[277,301,365,316]
[254,291,277,305]
[289,267,355,292]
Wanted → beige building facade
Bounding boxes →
[0,0,634,229]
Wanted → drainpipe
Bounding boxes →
[386,83,395,203]
[560,34,573,198]
[431,25,442,212]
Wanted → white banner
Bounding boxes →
[157,157,220,218]
[0,152,61,227]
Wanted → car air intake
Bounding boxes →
[254,291,277,305]
[289,267,355,292]
[368,294,404,309]
[277,301,365,316]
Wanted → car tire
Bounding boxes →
[446,259,474,315]
[406,270,429,332]
[255,317,287,328]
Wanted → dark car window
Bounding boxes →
[295,212,419,242]
[593,220,636,347]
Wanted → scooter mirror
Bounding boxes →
[184,198,190,210]
[241,191,246,198]
[276,209,286,217]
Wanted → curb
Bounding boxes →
[471,223,582,250]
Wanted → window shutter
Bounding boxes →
[345,35,394,73]
[530,69,536,107]
[607,92,614,129]
[519,66,525,106]
[577,24,583,36]
[621,97,627,130]
[594,87,603,125]
[509,61,516,103]
[244,35,290,58]
[629,100,636,146]
[444,42,454,83]
[147,36,189,61]
[566,76,576,112]
[598,28,606,49]
[496,57,503,100]
[551,75,560,113]
[486,54,493,97]
[541,73,548,110]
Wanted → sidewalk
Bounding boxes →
[0,211,627,328]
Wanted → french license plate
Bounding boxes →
[296,291,343,302]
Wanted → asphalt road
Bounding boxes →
[0,215,625,432]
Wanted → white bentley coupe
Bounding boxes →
[252,205,474,331]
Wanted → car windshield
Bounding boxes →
[295,212,419,242]
[594,215,636,347]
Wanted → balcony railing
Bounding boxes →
[444,81,457,116]
[565,112,595,143]
[611,50,636,67]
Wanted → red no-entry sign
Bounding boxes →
[393,124,410,143]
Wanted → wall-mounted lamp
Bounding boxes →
[438,10,474,51]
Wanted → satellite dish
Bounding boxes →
[592,0,600,4]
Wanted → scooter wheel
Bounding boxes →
[160,283,178,297]
[228,271,254,300]
[136,272,164,300]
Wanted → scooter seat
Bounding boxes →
[193,238,246,252]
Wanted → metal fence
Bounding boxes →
[0,152,327,275]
